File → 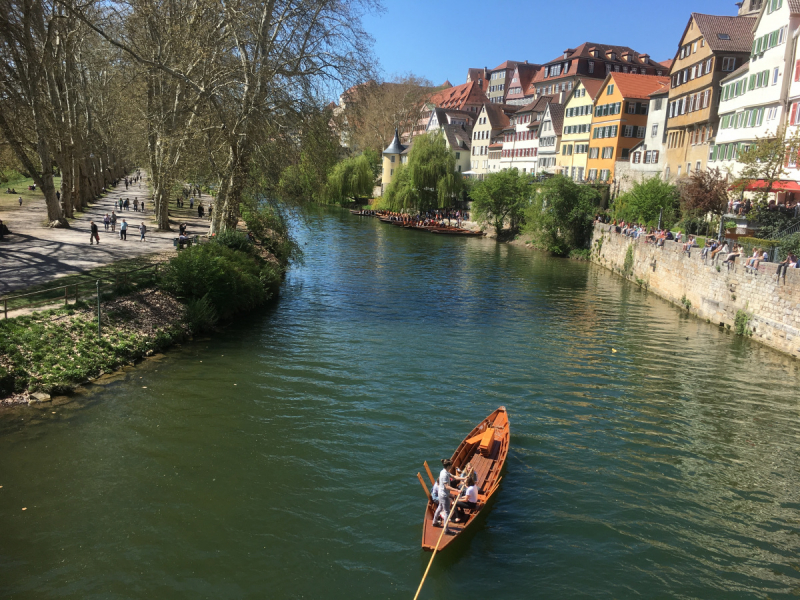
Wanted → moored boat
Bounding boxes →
[420,406,510,551]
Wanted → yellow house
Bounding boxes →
[557,78,604,181]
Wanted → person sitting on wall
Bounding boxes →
[702,239,718,260]
[776,252,798,280]
[723,243,741,265]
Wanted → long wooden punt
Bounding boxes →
[430,229,484,237]
[421,406,510,551]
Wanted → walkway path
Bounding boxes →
[0,173,213,295]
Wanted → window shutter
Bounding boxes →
[653,151,659,163]
[791,103,797,125]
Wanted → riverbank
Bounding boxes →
[1,229,292,406]
[591,222,800,359]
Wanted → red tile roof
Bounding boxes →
[483,103,513,130]
[428,81,488,110]
[691,13,756,52]
[516,95,555,114]
[579,78,605,100]
[505,63,542,101]
[489,142,503,149]
[659,59,674,70]
[609,73,671,100]
[491,60,522,72]
[546,103,565,135]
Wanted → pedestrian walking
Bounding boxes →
[133,198,139,212]
[208,205,213,220]
[120,219,128,240]
[56,190,61,203]
[103,213,110,231]
[90,221,100,245]
[119,198,123,210]
[124,198,129,211]
[189,197,194,209]
[139,221,147,242]
[111,211,117,232]
[18,196,22,207]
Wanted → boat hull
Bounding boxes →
[421,406,510,551]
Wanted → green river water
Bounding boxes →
[3,207,800,599]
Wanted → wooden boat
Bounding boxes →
[430,228,484,237]
[421,406,510,551]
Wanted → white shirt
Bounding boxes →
[465,484,478,503]
[438,468,451,490]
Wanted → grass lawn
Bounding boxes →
[0,175,63,212]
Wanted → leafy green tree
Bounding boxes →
[524,175,600,255]
[383,131,462,211]
[324,153,375,204]
[612,176,680,227]
[680,167,730,222]
[734,128,800,203]
[469,168,531,235]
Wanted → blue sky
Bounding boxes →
[362,0,743,85]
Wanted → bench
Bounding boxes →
[173,237,193,250]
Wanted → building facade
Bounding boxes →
[623,86,671,186]
[709,0,798,176]
[499,96,552,173]
[488,61,521,103]
[558,79,604,181]
[470,104,513,178]
[381,129,407,194]
[527,43,668,103]
[537,103,564,174]
[504,63,542,105]
[586,73,670,181]
[664,13,756,179]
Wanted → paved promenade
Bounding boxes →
[0,174,212,295]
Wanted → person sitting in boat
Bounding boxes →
[454,475,478,523]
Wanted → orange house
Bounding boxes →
[586,72,669,182]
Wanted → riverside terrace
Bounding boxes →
[592,221,800,359]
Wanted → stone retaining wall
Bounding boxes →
[591,223,800,358]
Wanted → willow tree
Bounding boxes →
[383,131,461,212]
[324,153,375,204]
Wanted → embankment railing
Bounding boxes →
[1,263,160,319]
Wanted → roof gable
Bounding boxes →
[608,72,671,100]
[690,13,756,53]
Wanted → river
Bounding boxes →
[2,207,800,599]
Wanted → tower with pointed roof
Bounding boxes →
[381,128,407,194]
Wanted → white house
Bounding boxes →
[537,103,564,174]
[709,0,798,177]
[498,96,552,174]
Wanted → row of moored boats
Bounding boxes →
[350,210,484,237]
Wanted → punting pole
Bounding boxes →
[412,466,473,600]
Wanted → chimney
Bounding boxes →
[525,60,528,64]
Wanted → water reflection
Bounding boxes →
[1,206,800,599]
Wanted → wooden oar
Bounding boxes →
[423,461,435,485]
[416,473,431,501]
[412,466,473,600]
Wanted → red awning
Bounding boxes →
[736,179,800,192]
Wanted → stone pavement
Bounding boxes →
[0,173,213,296]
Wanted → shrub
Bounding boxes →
[214,230,254,255]
[623,244,635,274]
[734,309,751,336]
[159,243,270,318]
[184,294,219,332]
[778,232,800,261]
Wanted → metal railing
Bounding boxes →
[1,263,160,319]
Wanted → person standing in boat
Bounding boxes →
[432,459,464,527]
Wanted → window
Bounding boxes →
[722,57,736,71]
[601,147,613,159]
[686,163,691,175]
[691,66,697,80]
[706,58,712,73]
[636,126,646,138]
[600,169,610,181]
[588,169,598,180]
[773,67,779,85]
[589,147,599,159]
[632,152,641,164]
[651,124,659,138]
[626,102,636,114]
[606,64,612,75]
[607,84,614,95]
[623,125,633,137]
[717,33,730,40]
[390,156,395,163]
[654,98,663,111]
[621,148,630,159]
[588,61,594,74]
[696,161,701,172]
